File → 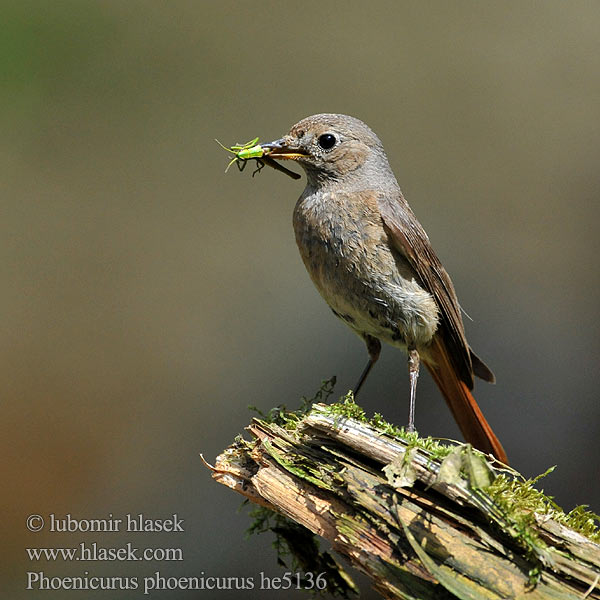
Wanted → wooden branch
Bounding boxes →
[209,403,600,599]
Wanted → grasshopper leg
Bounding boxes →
[251,159,265,177]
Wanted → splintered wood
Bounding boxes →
[210,404,600,600]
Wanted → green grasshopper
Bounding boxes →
[215,137,301,180]
[215,137,264,173]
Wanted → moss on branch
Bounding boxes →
[209,383,600,599]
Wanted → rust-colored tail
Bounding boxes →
[425,337,508,464]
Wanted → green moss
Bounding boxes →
[485,466,600,548]
[323,389,368,421]
[487,467,557,520]
[318,392,457,463]
[370,412,405,437]
[561,505,600,542]
[251,380,456,462]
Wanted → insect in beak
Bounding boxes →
[216,138,301,179]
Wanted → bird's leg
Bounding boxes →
[407,347,420,432]
[353,335,381,398]
[353,360,374,398]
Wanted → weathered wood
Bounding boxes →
[210,403,600,599]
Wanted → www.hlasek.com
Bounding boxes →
[26,571,329,594]
[27,542,182,562]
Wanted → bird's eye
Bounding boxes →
[317,133,337,150]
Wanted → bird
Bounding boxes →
[260,113,507,464]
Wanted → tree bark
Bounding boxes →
[209,403,600,600]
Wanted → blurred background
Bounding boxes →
[3,1,599,598]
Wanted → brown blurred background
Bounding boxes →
[3,2,599,598]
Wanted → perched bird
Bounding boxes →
[261,114,507,463]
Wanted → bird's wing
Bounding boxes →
[377,190,489,388]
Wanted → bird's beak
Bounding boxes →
[261,138,308,160]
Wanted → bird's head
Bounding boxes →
[263,113,396,190]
